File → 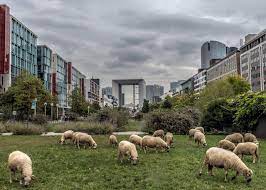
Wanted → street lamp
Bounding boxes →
[50,103,54,120]
[88,105,90,116]
[56,104,59,120]
[44,102,47,116]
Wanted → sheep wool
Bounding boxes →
[77,134,97,149]
[217,139,235,151]
[233,142,259,163]
[118,140,138,165]
[165,132,174,146]
[225,133,244,145]
[142,135,170,153]
[60,130,74,144]
[188,129,200,139]
[195,127,205,134]
[8,151,33,187]
[153,129,165,139]
[129,134,143,147]
[244,133,259,145]
[194,131,207,147]
[199,147,253,183]
[109,135,118,146]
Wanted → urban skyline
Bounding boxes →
[2,0,266,91]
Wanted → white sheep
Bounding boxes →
[109,135,118,146]
[165,132,174,146]
[233,142,259,164]
[199,147,253,183]
[244,133,259,145]
[72,132,87,145]
[194,131,207,147]
[59,130,74,144]
[195,127,205,134]
[142,135,170,153]
[129,134,142,148]
[225,133,244,145]
[188,129,200,140]
[76,133,97,149]
[8,151,35,187]
[153,129,165,139]
[118,140,138,165]
[217,139,235,151]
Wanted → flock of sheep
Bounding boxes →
[189,127,259,184]
[7,127,260,187]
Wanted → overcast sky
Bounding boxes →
[2,0,266,91]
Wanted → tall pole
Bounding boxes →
[56,104,59,120]
[44,102,47,116]
[51,103,54,120]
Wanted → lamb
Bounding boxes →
[142,135,170,153]
[153,129,165,139]
[118,140,138,165]
[109,135,118,146]
[244,133,259,145]
[199,147,253,183]
[194,131,207,147]
[165,132,174,146]
[8,151,34,187]
[233,142,259,164]
[217,139,235,151]
[195,127,205,134]
[129,134,142,148]
[59,130,74,144]
[76,133,97,149]
[188,129,200,140]
[225,133,244,145]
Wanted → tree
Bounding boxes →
[89,101,101,113]
[142,99,149,113]
[161,98,172,109]
[69,87,88,116]
[0,71,52,120]
[196,76,250,112]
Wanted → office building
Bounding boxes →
[193,69,207,93]
[85,78,100,104]
[201,41,227,69]
[102,86,112,96]
[207,50,240,83]
[240,30,266,91]
[0,4,37,93]
[180,77,194,94]
[170,80,185,92]
[146,84,164,103]
[37,45,52,92]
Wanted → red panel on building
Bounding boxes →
[67,62,72,84]
[80,78,85,97]
[52,73,57,96]
[0,5,10,74]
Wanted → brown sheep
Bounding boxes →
[244,133,259,145]
[225,133,244,145]
[233,142,259,164]
[153,129,164,139]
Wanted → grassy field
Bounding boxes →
[0,135,265,190]
[124,119,144,131]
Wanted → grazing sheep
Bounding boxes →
[217,139,236,151]
[76,134,97,149]
[194,131,207,147]
[188,129,200,140]
[59,130,74,144]
[8,151,34,187]
[199,147,253,183]
[153,129,165,139]
[142,135,170,153]
[129,134,142,148]
[165,132,174,146]
[244,133,259,145]
[109,135,118,146]
[118,140,138,165]
[225,133,244,145]
[72,132,87,145]
[195,127,205,134]
[233,142,259,164]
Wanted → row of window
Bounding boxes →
[12,19,37,44]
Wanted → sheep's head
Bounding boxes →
[23,176,32,187]
[244,169,253,183]
[130,155,138,165]
[92,142,97,149]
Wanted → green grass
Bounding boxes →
[124,119,144,131]
[0,135,265,190]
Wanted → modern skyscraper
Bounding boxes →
[37,45,52,92]
[0,4,37,93]
[146,84,164,103]
[170,80,185,92]
[201,41,227,69]
[85,78,100,104]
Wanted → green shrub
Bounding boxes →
[51,122,113,135]
[30,114,48,125]
[2,122,47,135]
[144,108,200,134]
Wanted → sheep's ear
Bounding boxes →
[31,175,37,180]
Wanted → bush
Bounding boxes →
[143,108,200,134]
[1,122,47,135]
[30,114,48,125]
[51,122,113,135]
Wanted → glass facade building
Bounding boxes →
[37,45,52,92]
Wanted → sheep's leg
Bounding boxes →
[199,157,208,176]
[252,154,256,164]
[224,169,228,182]
[232,171,239,180]
[144,147,147,154]
[77,140,80,149]
[207,165,214,176]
